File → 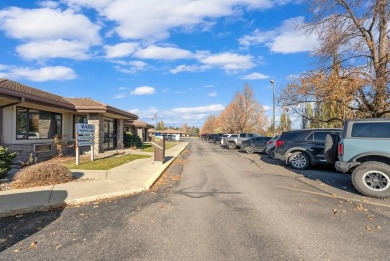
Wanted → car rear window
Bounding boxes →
[351,122,390,138]
[280,132,305,141]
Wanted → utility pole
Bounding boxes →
[270,80,276,137]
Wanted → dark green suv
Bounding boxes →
[332,119,390,198]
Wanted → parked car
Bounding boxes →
[274,128,342,170]
[327,118,390,198]
[220,134,233,146]
[207,134,217,143]
[265,135,279,157]
[241,136,272,154]
[223,133,261,150]
[212,133,224,144]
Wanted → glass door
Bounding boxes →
[103,118,117,150]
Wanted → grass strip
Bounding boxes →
[65,154,151,170]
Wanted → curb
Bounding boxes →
[0,203,66,218]
[143,143,188,189]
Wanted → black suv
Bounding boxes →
[274,128,342,170]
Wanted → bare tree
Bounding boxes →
[281,0,390,119]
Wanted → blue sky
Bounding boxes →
[0,0,317,128]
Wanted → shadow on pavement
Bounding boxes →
[0,190,67,252]
[259,154,360,196]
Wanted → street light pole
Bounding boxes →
[270,80,275,137]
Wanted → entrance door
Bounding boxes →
[103,118,117,150]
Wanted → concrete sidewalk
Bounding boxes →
[0,142,188,218]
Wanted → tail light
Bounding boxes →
[338,143,344,156]
[276,140,284,148]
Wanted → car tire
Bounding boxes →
[228,142,237,150]
[324,134,339,163]
[288,152,310,170]
[270,149,276,159]
[245,146,254,154]
[352,161,390,198]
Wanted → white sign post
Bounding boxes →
[75,123,95,165]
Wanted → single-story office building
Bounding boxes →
[124,120,154,142]
[0,78,138,162]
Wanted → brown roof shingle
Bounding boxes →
[0,78,74,109]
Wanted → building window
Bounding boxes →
[16,107,62,139]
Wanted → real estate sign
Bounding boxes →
[76,123,95,135]
[75,123,95,165]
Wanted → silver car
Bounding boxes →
[220,134,233,146]
[265,135,279,157]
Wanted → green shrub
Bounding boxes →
[123,132,143,148]
[13,163,73,189]
[0,146,17,179]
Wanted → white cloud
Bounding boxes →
[208,92,217,97]
[64,0,279,41]
[104,42,139,58]
[239,29,277,46]
[0,65,76,82]
[170,104,225,114]
[114,60,147,74]
[239,16,318,53]
[0,7,101,44]
[112,93,126,99]
[263,105,272,111]
[182,114,206,120]
[0,7,101,60]
[242,72,269,80]
[134,45,193,60]
[16,40,89,60]
[37,1,60,8]
[130,86,156,95]
[128,107,158,119]
[169,64,211,74]
[199,52,256,72]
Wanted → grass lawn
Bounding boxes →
[141,141,178,152]
[65,154,151,170]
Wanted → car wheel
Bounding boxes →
[352,161,390,198]
[228,142,237,150]
[288,152,310,170]
[270,149,276,159]
[245,146,254,154]
[324,133,339,163]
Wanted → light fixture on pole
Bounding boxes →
[270,80,275,137]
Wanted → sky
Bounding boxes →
[0,0,318,128]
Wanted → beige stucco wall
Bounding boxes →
[2,103,74,145]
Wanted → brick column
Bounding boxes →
[117,119,124,149]
[89,113,104,154]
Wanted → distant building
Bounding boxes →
[148,129,188,140]
[124,120,154,142]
